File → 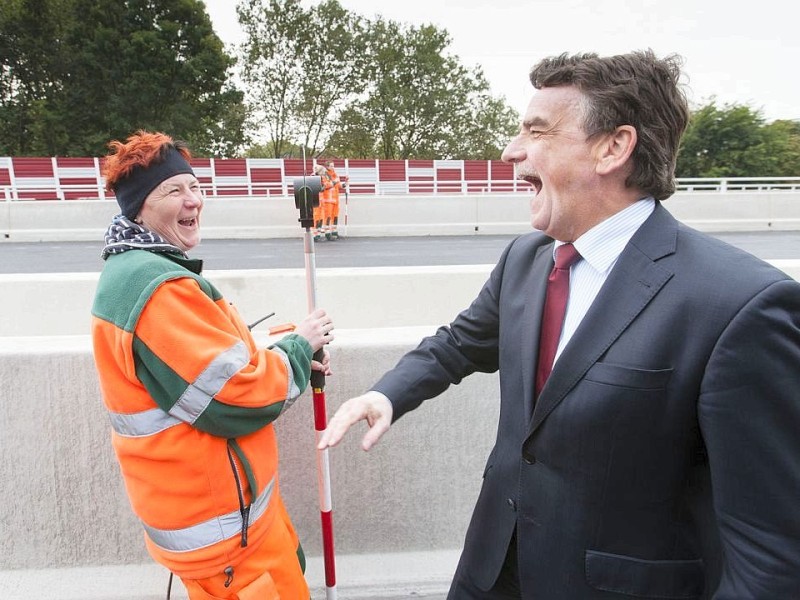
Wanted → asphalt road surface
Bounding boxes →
[0,231,798,274]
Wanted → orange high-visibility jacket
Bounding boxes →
[91,249,312,579]
[326,167,341,203]
[319,171,335,204]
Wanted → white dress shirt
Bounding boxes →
[552,197,656,363]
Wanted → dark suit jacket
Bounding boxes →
[373,203,800,599]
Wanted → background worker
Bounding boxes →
[319,50,800,598]
[313,163,333,241]
[92,130,335,599]
[325,160,343,240]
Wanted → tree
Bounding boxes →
[324,18,517,159]
[292,0,368,156]
[237,0,308,158]
[761,120,800,176]
[0,0,245,156]
[238,3,517,160]
[0,0,74,154]
[437,70,519,160]
[324,106,376,159]
[677,101,800,177]
[237,0,368,158]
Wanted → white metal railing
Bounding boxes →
[676,177,800,192]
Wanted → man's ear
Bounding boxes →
[595,125,637,176]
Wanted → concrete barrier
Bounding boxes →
[3,262,799,339]
[0,328,492,598]
[3,190,800,242]
[0,266,493,337]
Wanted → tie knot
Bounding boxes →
[554,243,581,270]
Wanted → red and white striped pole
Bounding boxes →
[304,229,337,599]
[313,386,336,598]
[295,164,337,599]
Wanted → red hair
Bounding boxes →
[102,130,192,193]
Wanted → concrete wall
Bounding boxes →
[0,328,494,598]
[0,266,494,337]
[0,263,501,598]
[3,262,799,339]
[3,262,800,563]
[3,190,800,242]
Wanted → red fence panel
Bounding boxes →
[55,157,100,199]
[11,157,59,200]
[407,160,433,194]
[212,159,248,196]
[248,158,284,196]
[0,157,14,199]
[465,161,489,193]
[435,160,463,193]
[489,160,516,192]
[378,160,407,194]
[0,157,528,200]
[345,159,377,194]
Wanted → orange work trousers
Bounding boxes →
[323,201,338,222]
[313,205,324,229]
[180,499,309,600]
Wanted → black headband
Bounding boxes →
[112,147,195,219]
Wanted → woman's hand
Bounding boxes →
[294,308,334,352]
[311,348,332,376]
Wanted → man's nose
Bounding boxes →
[501,137,525,163]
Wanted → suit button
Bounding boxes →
[523,452,536,465]
[507,498,516,511]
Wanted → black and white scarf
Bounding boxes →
[101,214,187,259]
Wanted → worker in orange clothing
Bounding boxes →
[311,164,329,242]
[92,130,335,599]
[313,163,333,241]
[325,160,343,240]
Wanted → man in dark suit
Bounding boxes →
[318,50,800,598]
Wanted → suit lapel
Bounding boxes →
[528,204,678,434]
[521,242,556,418]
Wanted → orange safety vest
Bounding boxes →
[326,167,341,203]
[319,171,334,204]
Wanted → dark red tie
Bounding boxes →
[535,243,581,396]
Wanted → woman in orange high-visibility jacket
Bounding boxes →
[325,161,342,240]
[91,131,335,600]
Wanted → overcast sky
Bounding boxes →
[204,0,799,122]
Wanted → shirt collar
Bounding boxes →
[554,197,655,274]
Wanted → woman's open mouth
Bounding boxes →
[178,217,197,228]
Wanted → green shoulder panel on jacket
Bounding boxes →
[92,250,221,332]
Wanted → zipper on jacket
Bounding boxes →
[226,440,251,548]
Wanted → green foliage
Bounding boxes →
[0,0,245,156]
[237,0,368,158]
[325,17,518,160]
[237,1,518,159]
[677,101,800,177]
[7,0,796,168]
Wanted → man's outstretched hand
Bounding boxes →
[317,391,393,451]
